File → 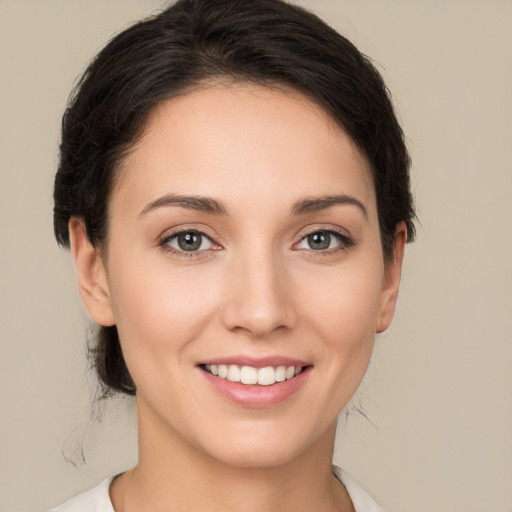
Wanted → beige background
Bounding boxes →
[1,1,511,511]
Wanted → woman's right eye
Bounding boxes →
[162,230,214,253]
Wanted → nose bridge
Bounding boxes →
[220,240,295,337]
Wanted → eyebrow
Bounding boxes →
[138,192,367,219]
[291,194,368,219]
[138,194,228,218]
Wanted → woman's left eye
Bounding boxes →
[163,230,214,252]
[295,230,351,251]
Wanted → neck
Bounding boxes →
[110,397,353,512]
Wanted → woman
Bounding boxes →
[51,0,415,510]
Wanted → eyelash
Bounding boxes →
[293,226,354,254]
[158,228,219,258]
[158,226,354,258]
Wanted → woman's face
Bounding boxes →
[74,83,404,468]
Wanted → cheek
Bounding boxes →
[300,257,384,384]
[306,262,383,334]
[106,256,220,370]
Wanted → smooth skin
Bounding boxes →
[69,83,406,512]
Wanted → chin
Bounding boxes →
[205,438,306,469]
[193,418,333,470]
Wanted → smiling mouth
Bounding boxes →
[202,364,306,386]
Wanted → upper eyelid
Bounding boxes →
[159,226,219,244]
[162,229,213,242]
[296,224,352,241]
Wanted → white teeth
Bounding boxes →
[275,365,286,382]
[240,366,258,384]
[205,363,305,385]
[218,364,228,378]
[227,365,241,382]
[257,366,275,386]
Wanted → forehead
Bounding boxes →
[114,83,375,215]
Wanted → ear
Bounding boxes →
[376,222,407,334]
[68,217,115,327]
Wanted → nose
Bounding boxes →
[220,247,297,338]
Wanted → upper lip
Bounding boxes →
[198,355,311,368]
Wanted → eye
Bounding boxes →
[163,230,214,252]
[295,229,351,252]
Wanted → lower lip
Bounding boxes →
[199,366,312,409]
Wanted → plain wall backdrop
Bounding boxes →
[1,1,511,511]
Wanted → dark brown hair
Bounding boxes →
[54,0,416,396]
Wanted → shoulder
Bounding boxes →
[333,466,385,512]
[48,477,115,512]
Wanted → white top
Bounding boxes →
[49,466,384,512]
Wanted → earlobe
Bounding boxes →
[68,217,115,327]
[376,222,407,334]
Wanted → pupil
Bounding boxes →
[178,232,201,251]
[308,231,330,250]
